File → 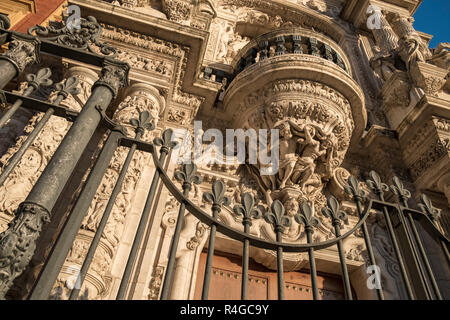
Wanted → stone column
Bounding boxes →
[0,32,40,89]
[0,59,129,298]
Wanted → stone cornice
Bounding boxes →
[69,0,213,108]
[341,0,422,30]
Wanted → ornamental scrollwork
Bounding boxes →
[28,16,117,58]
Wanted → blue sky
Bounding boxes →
[413,0,450,48]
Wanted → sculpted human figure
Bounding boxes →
[276,121,304,189]
[370,46,398,81]
[398,35,426,71]
[291,125,326,189]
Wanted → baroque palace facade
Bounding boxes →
[0,0,448,300]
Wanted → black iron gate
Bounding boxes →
[0,13,448,301]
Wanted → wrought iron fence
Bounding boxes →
[0,13,448,301]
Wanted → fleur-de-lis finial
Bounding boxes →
[265,200,292,235]
[344,176,367,200]
[54,76,80,99]
[233,193,262,228]
[295,202,320,232]
[390,176,411,202]
[130,111,155,136]
[203,180,231,214]
[366,171,389,196]
[154,129,178,154]
[174,163,202,191]
[321,196,347,227]
[418,194,441,221]
[25,68,53,90]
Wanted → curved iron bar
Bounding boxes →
[149,145,373,253]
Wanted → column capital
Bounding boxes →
[0,33,41,74]
[93,58,130,98]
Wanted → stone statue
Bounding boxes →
[276,121,305,189]
[370,46,398,81]
[398,35,426,72]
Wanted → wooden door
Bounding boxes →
[194,251,346,300]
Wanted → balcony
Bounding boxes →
[202,28,366,146]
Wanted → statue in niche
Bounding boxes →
[216,22,234,62]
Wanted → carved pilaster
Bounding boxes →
[114,83,166,139]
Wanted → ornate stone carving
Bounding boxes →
[430,43,450,70]
[186,221,207,250]
[381,72,411,110]
[148,266,164,299]
[162,0,192,24]
[114,83,165,139]
[409,62,447,95]
[230,78,355,218]
[166,107,191,125]
[116,49,173,76]
[409,137,450,180]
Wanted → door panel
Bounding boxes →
[194,252,346,300]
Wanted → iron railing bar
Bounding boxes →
[306,230,319,300]
[150,146,373,252]
[402,207,450,243]
[403,208,442,299]
[354,199,385,300]
[160,187,191,300]
[29,131,122,299]
[394,203,432,299]
[119,137,155,153]
[376,195,415,299]
[0,107,54,187]
[0,87,34,128]
[441,240,450,264]
[201,207,219,300]
[69,132,142,300]
[333,224,352,300]
[2,91,79,121]
[241,236,250,300]
[406,213,443,299]
[275,230,285,300]
[116,150,169,299]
